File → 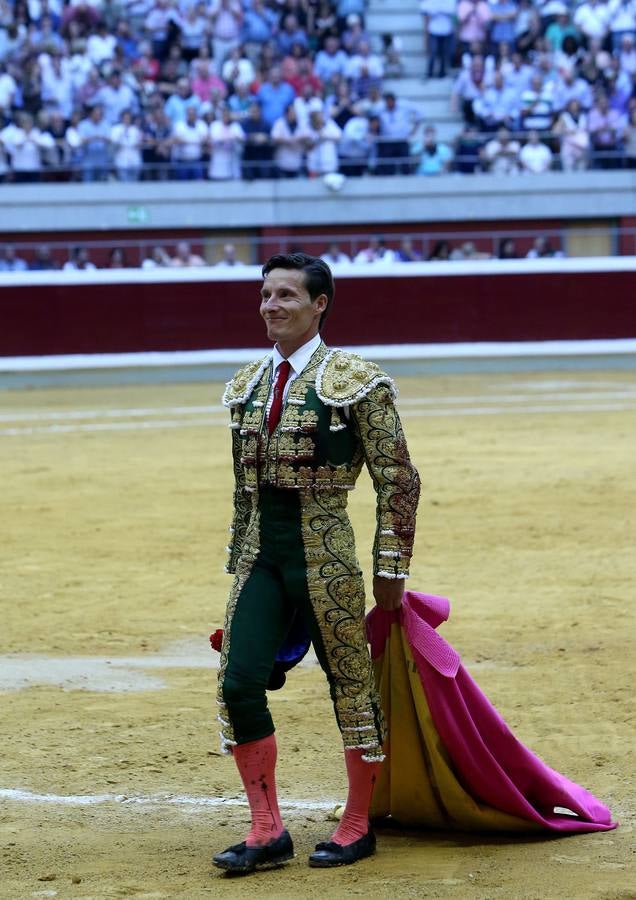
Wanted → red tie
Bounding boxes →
[267,360,292,435]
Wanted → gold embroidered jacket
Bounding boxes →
[222,342,420,579]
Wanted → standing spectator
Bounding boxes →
[379,92,418,174]
[86,20,116,66]
[607,0,636,52]
[276,13,309,57]
[519,129,554,172]
[257,66,296,128]
[0,63,17,113]
[241,100,272,179]
[142,102,173,179]
[216,242,244,266]
[241,0,277,61]
[321,241,351,264]
[171,104,207,178]
[21,59,43,116]
[110,108,142,180]
[451,55,488,123]
[208,105,245,179]
[554,99,590,170]
[573,0,611,46]
[40,52,73,120]
[191,59,228,102]
[618,34,636,75]
[0,245,29,271]
[416,124,453,173]
[624,105,636,168]
[514,0,540,55]
[338,109,373,175]
[176,3,210,62]
[301,108,342,176]
[94,69,139,125]
[1,111,54,181]
[315,36,348,84]
[209,0,243,71]
[271,102,305,176]
[588,91,626,168]
[420,0,457,79]
[457,0,491,53]
[170,240,205,266]
[77,103,111,181]
[481,126,521,173]
[63,245,96,270]
[344,40,384,97]
[145,0,177,61]
[454,122,483,172]
[545,7,579,53]
[222,45,255,90]
[164,76,201,124]
[489,0,518,54]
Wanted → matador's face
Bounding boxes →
[259,268,326,356]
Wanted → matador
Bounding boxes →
[213,252,420,873]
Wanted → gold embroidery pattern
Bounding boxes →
[299,489,386,754]
[352,384,420,578]
[316,350,398,407]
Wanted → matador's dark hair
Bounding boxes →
[261,252,335,329]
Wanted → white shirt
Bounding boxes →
[520,141,553,173]
[208,120,244,179]
[270,333,322,408]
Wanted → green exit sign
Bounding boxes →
[127,205,149,224]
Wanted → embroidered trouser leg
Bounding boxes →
[217,488,385,758]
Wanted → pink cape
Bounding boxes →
[366,591,617,833]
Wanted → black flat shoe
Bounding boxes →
[213,830,294,874]
[308,830,376,868]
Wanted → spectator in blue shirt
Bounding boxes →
[164,77,202,124]
[416,125,453,174]
[490,0,518,52]
[257,67,296,128]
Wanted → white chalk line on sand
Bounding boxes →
[1,401,635,436]
[0,788,335,812]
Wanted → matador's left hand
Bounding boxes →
[372,575,404,610]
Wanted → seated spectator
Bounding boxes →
[95,69,139,125]
[489,0,518,54]
[301,108,342,176]
[451,55,488,123]
[498,237,518,258]
[0,245,28,271]
[277,13,308,57]
[294,82,323,128]
[241,100,272,179]
[341,13,370,55]
[271,102,305,177]
[381,33,405,79]
[171,104,207,179]
[428,239,451,260]
[0,64,18,113]
[519,74,555,132]
[29,244,58,270]
[514,0,540,55]
[481,127,521,173]
[108,247,128,268]
[209,0,243,71]
[114,18,139,64]
[222,45,255,90]
[354,236,396,264]
[526,235,562,257]
[553,66,593,113]
[289,56,323,98]
[519,129,554,172]
[618,34,636,76]
[110,108,142,181]
[396,236,422,261]
[457,0,491,53]
[216,242,245,266]
[315,36,348,85]
[157,45,191,97]
[208,105,244,179]
[142,245,172,268]
[257,66,296,128]
[344,40,384,97]
[573,0,611,46]
[420,0,457,80]
[227,82,253,121]
[191,59,228,102]
[321,241,351,264]
[554,98,590,170]
[416,125,453,174]
[450,239,491,259]
[63,245,96,270]
[77,103,111,181]
[472,69,519,130]
[588,91,626,168]
[170,240,205,266]
[454,122,483,172]
[326,81,357,128]
[504,50,533,95]
[338,109,374,175]
[607,0,635,52]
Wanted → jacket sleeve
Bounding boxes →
[224,411,253,574]
[351,384,420,579]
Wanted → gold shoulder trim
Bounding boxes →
[315,349,397,407]
[222,355,271,407]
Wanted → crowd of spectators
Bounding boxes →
[0,233,567,269]
[0,0,634,181]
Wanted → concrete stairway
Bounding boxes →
[366,0,463,144]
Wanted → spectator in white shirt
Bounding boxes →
[481,127,521,173]
[216,242,245,266]
[0,65,17,112]
[86,20,117,65]
[573,0,611,44]
[607,0,636,51]
[110,109,143,180]
[618,33,636,74]
[39,51,74,119]
[171,104,207,178]
[301,109,342,176]
[271,103,305,177]
[208,105,245,179]
[94,69,139,125]
[2,111,55,181]
[554,99,590,170]
[209,0,243,70]
[314,36,348,84]
[519,130,554,172]
[63,246,97,270]
[222,45,255,90]
[344,40,384,81]
[354,236,397,264]
[321,241,351,265]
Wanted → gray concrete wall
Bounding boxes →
[1,172,635,233]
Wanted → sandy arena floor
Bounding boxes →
[0,371,634,900]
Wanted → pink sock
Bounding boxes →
[232,734,285,847]
[331,748,380,846]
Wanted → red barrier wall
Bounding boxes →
[2,268,635,357]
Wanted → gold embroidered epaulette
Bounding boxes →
[222,356,271,407]
[315,349,397,407]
